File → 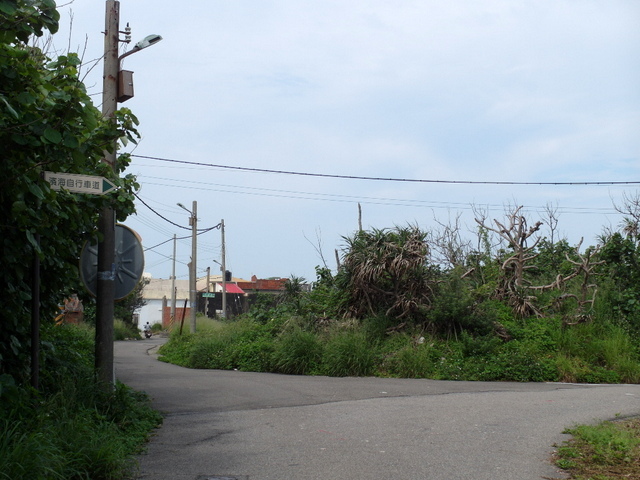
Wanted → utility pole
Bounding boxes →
[221,219,227,318]
[177,201,197,332]
[95,0,119,386]
[95,1,162,386]
[170,233,176,326]
[191,201,197,332]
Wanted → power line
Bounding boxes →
[132,154,640,186]
[134,192,223,232]
[144,235,191,252]
[136,176,618,215]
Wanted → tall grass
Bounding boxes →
[272,328,323,375]
[0,324,162,480]
[158,310,640,383]
[322,330,377,377]
[554,322,640,383]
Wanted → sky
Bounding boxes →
[55,0,640,283]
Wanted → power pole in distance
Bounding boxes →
[170,233,176,326]
[221,219,227,318]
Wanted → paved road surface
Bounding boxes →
[115,338,640,480]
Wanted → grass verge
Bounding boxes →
[0,324,163,480]
[552,417,640,480]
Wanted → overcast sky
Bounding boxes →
[57,0,639,283]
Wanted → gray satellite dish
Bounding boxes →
[80,224,145,300]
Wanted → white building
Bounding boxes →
[136,277,189,328]
[135,274,247,328]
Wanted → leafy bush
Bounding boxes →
[478,343,556,382]
[427,274,494,336]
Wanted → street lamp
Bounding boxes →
[178,202,197,333]
[95,0,162,386]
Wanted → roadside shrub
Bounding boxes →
[322,330,377,377]
[555,321,640,381]
[229,336,276,372]
[156,292,640,384]
[163,318,277,371]
[114,318,138,340]
[480,344,556,382]
[360,314,398,341]
[427,274,494,336]
[157,332,198,366]
[1,325,161,480]
[39,323,94,392]
[460,331,502,358]
[451,341,556,382]
[187,336,230,369]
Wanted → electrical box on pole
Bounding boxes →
[117,70,134,102]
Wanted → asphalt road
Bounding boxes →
[115,337,640,480]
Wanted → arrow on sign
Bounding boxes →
[101,178,117,194]
[44,171,117,195]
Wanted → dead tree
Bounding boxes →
[475,206,543,317]
[429,211,472,269]
[548,240,604,326]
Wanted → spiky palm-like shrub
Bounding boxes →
[337,226,437,322]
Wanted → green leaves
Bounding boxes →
[42,126,61,143]
[0,0,18,16]
[0,0,59,43]
[1,95,19,118]
[0,1,140,380]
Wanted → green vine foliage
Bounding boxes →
[0,0,140,380]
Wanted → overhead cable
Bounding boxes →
[132,154,640,186]
[134,192,222,232]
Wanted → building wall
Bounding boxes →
[162,306,192,329]
[136,299,164,328]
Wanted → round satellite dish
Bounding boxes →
[80,224,145,300]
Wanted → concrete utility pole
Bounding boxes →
[178,201,198,333]
[190,201,197,332]
[221,219,227,318]
[95,1,161,385]
[95,0,119,386]
[170,233,176,325]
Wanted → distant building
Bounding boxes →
[137,274,287,326]
[136,277,189,328]
[236,275,288,294]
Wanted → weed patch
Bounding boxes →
[554,418,640,479]
[0,325,162,480]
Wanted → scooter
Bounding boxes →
[143,327,152,339]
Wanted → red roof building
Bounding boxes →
[236,275,287,293]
